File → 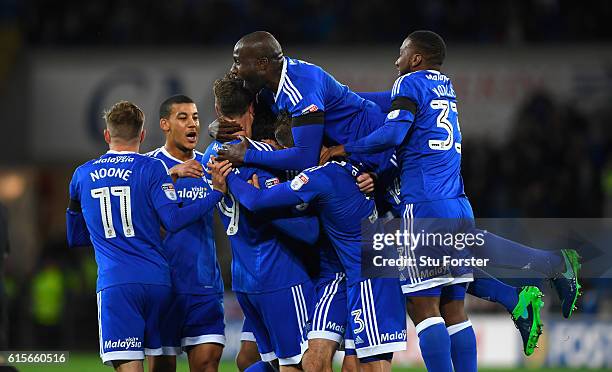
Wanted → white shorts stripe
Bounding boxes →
[321,273,342,330]
[409,204,421,283]
[360,281,375,347]
[97,292,103,357]
[366,280,381,345]
[313,279,333,331]
[291,286,304,337]
[363,280,379,346]
[297,285,309,339]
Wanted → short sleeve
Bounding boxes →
[148,160,182,211]
[386,74,420,124]
[289,91,325,118]
[288,168,326,203]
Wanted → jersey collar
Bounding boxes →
[274,57,288,102]
[161,146,196,164]
[106,150,137,155]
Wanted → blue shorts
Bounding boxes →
[160,292,225,355]
[400,198,475,295]
[236,281,315,366]
[308,273,347,344]
[97,283,172,365]
[240,316,257,343]
[346,278,407,358]
[343,316,357,356]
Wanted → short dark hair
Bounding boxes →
[408,30,446,66]
[159,95,194,119]
[103,101,145,141]
[213,76,254,117]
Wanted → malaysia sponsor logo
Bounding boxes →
[290,173,309,191]
[301,104,319,115]
[104,337,142,350]
[380,329,407,343]
[162,183,177,201]
[93,155,135,165]
[177,186,207,201]
[326,321,345,333]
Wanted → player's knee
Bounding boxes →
[187,344,223,372]
[302,340,335,372]
[236,345,260,371]
[406,297,441,325]
[440,299,468,326]
[192,358,220,372]
[149,355,176,372]
[341,355,359,372]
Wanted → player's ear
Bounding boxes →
[412,53,422,69]
[140,129,146,144]
[248,102,255,116]
[160,118,170,132]
[103,129,111,144]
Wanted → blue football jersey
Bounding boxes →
[317,232,345,279]
[147,147,223,295]
[388,69,465,203]
[287,161,378,286]
[202,139,312,293]
[69,151,179,292]
[258,57,389,166]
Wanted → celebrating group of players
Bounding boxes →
[67,30,582,372]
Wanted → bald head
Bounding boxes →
[235,31,283,60]
[231,31,284,93]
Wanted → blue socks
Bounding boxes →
[416,317,453,372]
[244,361,277,372]
[468,269,519,313]
[474,230,564,277]
[448,321,477,372]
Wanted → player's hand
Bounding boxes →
[168,160,204,182]
[207,157,232,194]
[247,174,260,189]
[209,117,243,142]
[357,172,376,194]
[319,144,347,165]
[217,137,248,166]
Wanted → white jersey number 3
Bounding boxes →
[428,99,462,154]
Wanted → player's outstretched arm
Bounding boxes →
[242,117,325,171]
[233,172,319,245]
[224,172,304,212]
[345,120,410,155]
[152,160,225,233]
[357,91,392,112]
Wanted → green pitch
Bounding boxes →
[10,353,607,372]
